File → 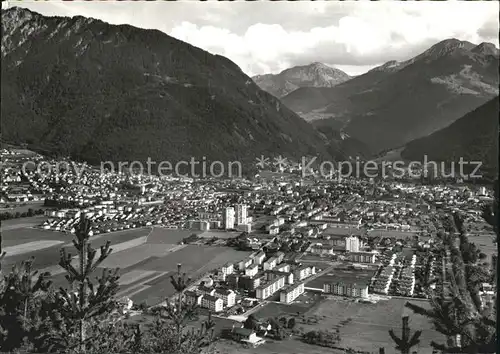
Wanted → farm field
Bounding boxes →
[297,297,443,353]
[145,227,202,244]
[3,240,65,256]
[3,223,252,306]
[123,246,252,305]
[99,243,181,269]
[2,227,151,271]
[0,216,48,234]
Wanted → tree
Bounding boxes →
[0,257,52,352]
[406,216,497,353]
[388,316,422,354]
[481,180,498,240]
[244,314,260,331]
[143,264,215,354]
[48,217,120,353]
[269,318,286,340]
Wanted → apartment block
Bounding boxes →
[323,281,368,298]
[280,282,305,304]
[256,276,286,300]
[201,295,223,312]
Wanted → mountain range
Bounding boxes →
[401,96,499,177]
[280,38,499,154]
[1,7,498,172]
[1,7,337,169]
[252,62,351,98]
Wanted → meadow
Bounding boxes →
[296,297,443,353]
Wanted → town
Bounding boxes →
[1,147,497,353]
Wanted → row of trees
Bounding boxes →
[0,218,215,353]
[392,210,496,353]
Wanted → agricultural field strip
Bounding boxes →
[116,271,169,299]
[38,236,149,276]
[3,240,65,257]
[119,270,159,286]
[1,222,41,231]
[100,244,180,269]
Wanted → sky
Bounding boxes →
[5,0,500,76]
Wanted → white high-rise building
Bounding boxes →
[345,235,360,252]
[223,207,235,229]
[235,204,248,225]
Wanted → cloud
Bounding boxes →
[14,0,500,76]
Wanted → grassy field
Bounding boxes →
[99,244,181,269]
[3,227,151,271]
[145,227,202,244]
[254,292,324,320]
[3,240,65,256]
[295,297,443,353]
[0,216,48,234]
[468,232,497,265]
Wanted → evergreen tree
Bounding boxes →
[388,316,422,354]
[46,217,120,353]
[0,257,52,352]
[144,264,215,353]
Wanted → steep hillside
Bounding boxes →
[281,39,499,154]
[252,62,351,98]
[1,7,333,170]
[401,97,499,176]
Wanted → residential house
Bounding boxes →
[245,264,259,277]
[309,243,334,256]
[238,275,261,291]
[263,256,278,271]
[238,258,253,270]
[185,290,203,306]
[201,295,224,312]
[215,288,236,308]
[221,263,234,279]
[294,265,315,281]
[252,251,266,265]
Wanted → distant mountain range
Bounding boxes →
[281,39,499,154]
[401,96,499,177]
[252,62,351,98]
[1,7,338,169]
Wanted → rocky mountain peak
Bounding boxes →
[253,62,351,98]
[472,42,500,57]
[421,38,476,59]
